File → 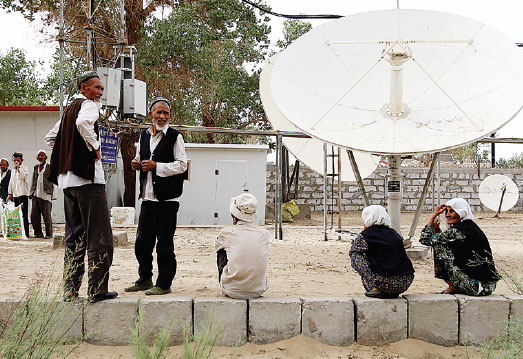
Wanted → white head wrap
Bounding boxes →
[445,198,474,221]
[0,158,8,163]
[362,205,391,228]
[37,150,47,156]
[229,193,258,222]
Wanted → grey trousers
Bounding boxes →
[63,184,113,298]
[31,197,53,237]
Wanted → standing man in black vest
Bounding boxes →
[0,158,11,202]
[29,150,54,239]
[45,71,117,303]
[125,97,187,295]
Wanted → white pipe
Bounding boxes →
[389,65,404,115]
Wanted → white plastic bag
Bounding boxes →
[1,200,27,240]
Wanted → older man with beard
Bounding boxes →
[29,150,55,239]
[125,97,188,296]
[45,71,116,303]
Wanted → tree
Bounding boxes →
[0,48,46,106]
[497,152,523,168]
[276,19,312,50]
[136,0,272,143]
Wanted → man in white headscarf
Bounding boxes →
[421,198,500,296]
[215,193,270,299]
[29,150,55,238]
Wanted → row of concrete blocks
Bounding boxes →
[1,294,521,347]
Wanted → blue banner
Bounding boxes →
[100,125,119,164]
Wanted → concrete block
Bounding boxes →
[302,298,354,346]
[54,300,84,342]
[110,207,135,225]
[248,298,301,344]
[503,294,523,319]
[112,231,128,246]
[405,246,431,260]
[194,298,247,346]
[53,235,65,249]
[141,297,192,345]
[405,294,458,346]
[84,297,138,345]
[457,295,510,345]
[354,296,407,345]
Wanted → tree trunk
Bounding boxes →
[119,131,140,207]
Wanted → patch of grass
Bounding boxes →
[479,318,523,359]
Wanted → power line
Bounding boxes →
[241,0,343,19]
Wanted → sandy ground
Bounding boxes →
[1,211,521,358]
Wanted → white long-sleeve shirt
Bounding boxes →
[135,126,188,202]
[44,94,105,188]
[215,221,270,299]
[8,164,30,197]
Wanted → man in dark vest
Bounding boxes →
[0,158,11,202]
[45,71,117,303]
[29,150,55,238]
[124,97,187,295]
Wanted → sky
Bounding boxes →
[0,0,522,158]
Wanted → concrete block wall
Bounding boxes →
[1,294,521,347]
[266,165,523,212]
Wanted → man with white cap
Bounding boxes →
[29,150,54,238]
[6,152,31,238]
[215,193,270,299]
[0,158,11,202]
[124,96,188,296]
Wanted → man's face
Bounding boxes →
[150,101,171,130]
[0,160,8,172]
[12,156,22,166]
[36,152,47,163]
[81,77,104,102]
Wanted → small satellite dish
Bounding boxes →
[478,174,519,215]
[267,9,523,155]
[260,53,381,181]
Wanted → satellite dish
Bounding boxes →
[260,53,380,181]
[478,174,519,214]
[267,9,523,155]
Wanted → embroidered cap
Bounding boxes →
[149,96,171,112]
[77,71,100,90]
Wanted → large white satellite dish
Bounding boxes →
[260,53,380,181]
[267,9,523,155]
[478,174,519,214]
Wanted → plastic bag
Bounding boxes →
[1,201,27,240]
[282,200,300,223]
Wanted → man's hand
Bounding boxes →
[94,148,101,162]
[131,158,141,171]
[140,160,156,172]
[29,195,34,200]
[6,194,12,202]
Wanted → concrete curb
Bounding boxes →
[0,294,520,347]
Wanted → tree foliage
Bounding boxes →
[0,48,46,106]
[136,0,272,143]
[276,19,312,50]
[497,152,523,168]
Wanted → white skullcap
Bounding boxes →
[362,205,392,228]
[229,193,258,222]
[37,150,47,156]
[446,198,474,221]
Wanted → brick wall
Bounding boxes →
[266,165,523,212]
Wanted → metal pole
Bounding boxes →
[347,150,370,206]
[59,0,64,118]
[86,0,93,70]
[387,155,402,236]
[337,147,342,240]
[437,156,441,205]
[323,143,328,241]
[406,152,440,242]
[276,134,283,240]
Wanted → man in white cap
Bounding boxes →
[29,150,54,238]
[6,152,31,237]
[0,158,11,202]
[215,193,270,299]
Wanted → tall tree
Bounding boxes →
[0,48,46,106]
[137,0,272,143]
[276,19,312,50]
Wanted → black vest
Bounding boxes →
[139,127,186,201]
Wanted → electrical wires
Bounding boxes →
[241,0,343,19]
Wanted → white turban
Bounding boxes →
[445,198,474,221]
[362,205,391,228]
[37,150,47,156]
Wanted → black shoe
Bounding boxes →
[364,289,398,299]
[44,235,53,239]
[33,234,44,239]
[89,291,118,303]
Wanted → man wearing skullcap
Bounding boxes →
[0,158,10,202]
[29,150,55,239]
[125,96,188,295]
[45,71,117,303]
[7,152,31,238]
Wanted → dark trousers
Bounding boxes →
[63,184,113,298]
[135,201,179,289]
[13,196,29,237]
[217,249,228,282]
[31,197,53,237]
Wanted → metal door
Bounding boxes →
[215,160,249,225]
